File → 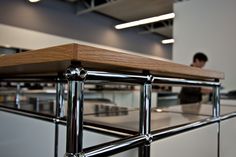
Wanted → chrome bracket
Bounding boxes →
[65,65,87,81]
[145,134,153,144]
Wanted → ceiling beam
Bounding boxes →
[76,0,120,16]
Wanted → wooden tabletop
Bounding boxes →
[0,43,224,80]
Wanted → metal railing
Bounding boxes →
[63,64,221,157]
[0,63,222,157]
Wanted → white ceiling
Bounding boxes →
[74,0,175,38]
[96,0,174,21]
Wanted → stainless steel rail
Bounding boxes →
[86,70,220,86]
[212,79,221,157]
[82,118,220,157]
[54,80,65,157]
[65,66,86,157]
[84,135,147,157]
[86,71,148,84]
[63,68,222,157]
[151,118,219,141]
[0,77,66,83]
[0,66,223,157]
[153,76,220,87]
[139,81,152,157]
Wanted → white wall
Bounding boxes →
[0,24,161,57]
[173,0,236,91]
[0,111,55,157]
[220,117,236,157]
[0,0,172,59]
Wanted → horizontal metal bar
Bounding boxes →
[152,117,219,141]
[87,71,220,87]
[0,105,133,138]
[83,135,147,157]
[0,71,220,87]
[220,112,236,121]
[0,77,66,83]
[86,71,148,83]
[59,119,134,138]
[153,76,220,87]
[83,117,220,157]
[0,106,57,123]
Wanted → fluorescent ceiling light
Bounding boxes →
[115,13,175,30]
[28,0,41,3]
[162,39,175,44]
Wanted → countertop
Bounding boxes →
[0,43,224,80]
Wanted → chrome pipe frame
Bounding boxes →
[62,69,223,157]
[86,71,147,84]
[55,80,65,157]
[213,84,221,118]
[0,106,57,123]
[139,79,152,157]
[56,81,65,118]
[81,117,220,157]
[65,66,86,157]
[83,135,147,157]
[86,71,220,87]
[212,79,221,157]
[15,83,21,109]
[139,82,152,135]
[0,77,66,83]
[139,145,150,157]
[153,76,220,87]
[151,118,219,141]
[220,112,236,121]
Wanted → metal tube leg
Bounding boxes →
[139,83,152,135]
[212,83,221,157]
[56,81,65,118]
[67,80,84,154]
[213,85,220,118]
[55,81,65,157]
[15,83,21,109]
[139,81,152,157]
[65,66,87,157]
[139,145,150,157]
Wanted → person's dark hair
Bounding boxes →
[193,52,208,62]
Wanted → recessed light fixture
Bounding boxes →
[115,13,175,30]
[28,0,41,3]
[161,39,175,44]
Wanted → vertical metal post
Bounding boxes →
[212,80,221,157]
[54,80,65,157]
[15,83,21,109]
[139,75,152,157]
[212,84,220,118]
[56,81,65,118]
[139,82,152,135]
[35,97,40,112]
[65,66,87,157]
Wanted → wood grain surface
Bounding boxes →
[0,43,224,80]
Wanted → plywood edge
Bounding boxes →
[0,43,76,68]
[73,43,224,80]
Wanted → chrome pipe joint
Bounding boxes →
[144,134,153,145]
[65,65,87,81]
[146,74,154,84]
